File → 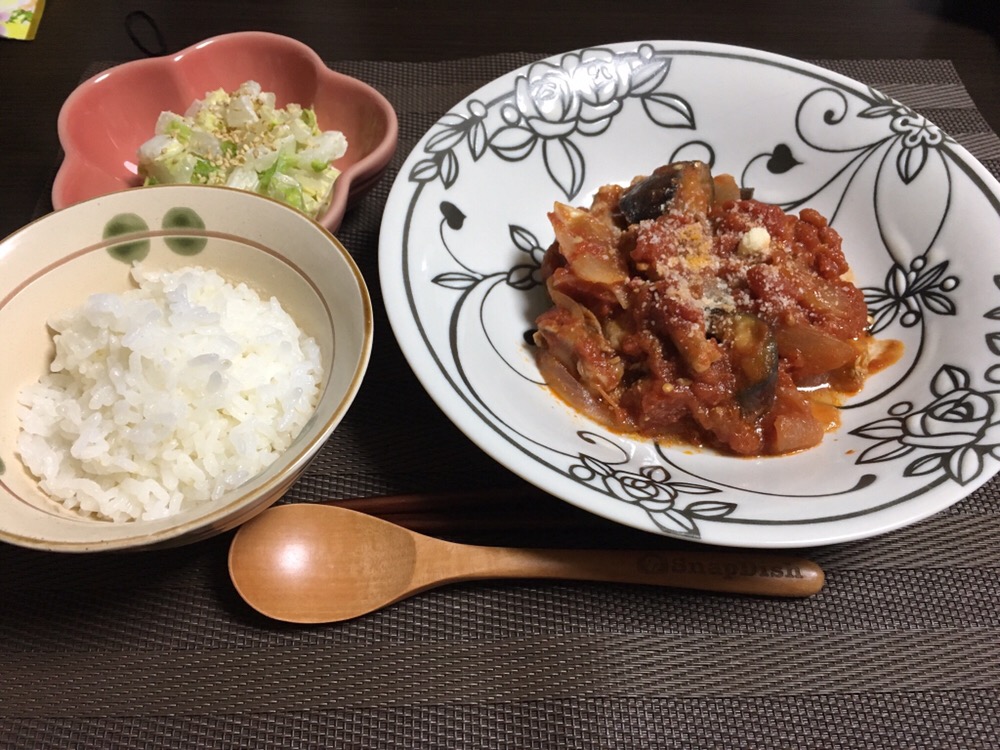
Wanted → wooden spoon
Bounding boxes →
[228,504,825,623]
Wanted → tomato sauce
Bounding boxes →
[532,161,901,456]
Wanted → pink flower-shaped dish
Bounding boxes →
[52,31,398,232]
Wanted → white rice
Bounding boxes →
[15,265,323,522]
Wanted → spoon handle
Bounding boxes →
[416,542,825,597]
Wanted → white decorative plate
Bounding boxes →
[379,41,1000,547]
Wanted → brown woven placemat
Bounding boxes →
[3,55,1000,749]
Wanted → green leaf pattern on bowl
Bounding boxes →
[103,206,207,262]
[103,213,150,262]
[162,207,208,256]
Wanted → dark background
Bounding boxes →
[1,0,998,239]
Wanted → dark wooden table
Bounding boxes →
[2,3,1000,748]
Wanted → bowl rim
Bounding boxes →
[0,183,375,552]
[50,30,399,233]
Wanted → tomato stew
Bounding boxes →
[532,161,899,455]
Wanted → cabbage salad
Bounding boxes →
[137,80,347,218]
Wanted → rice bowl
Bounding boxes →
[0,184,373,551]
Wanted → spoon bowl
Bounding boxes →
[231,503,421,622]
[228,503,825,623]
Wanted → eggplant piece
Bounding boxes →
[618,161,715,224]
[709,312,779,416]
[619,164,684,224]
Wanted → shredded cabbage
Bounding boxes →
[137,80,347,219]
